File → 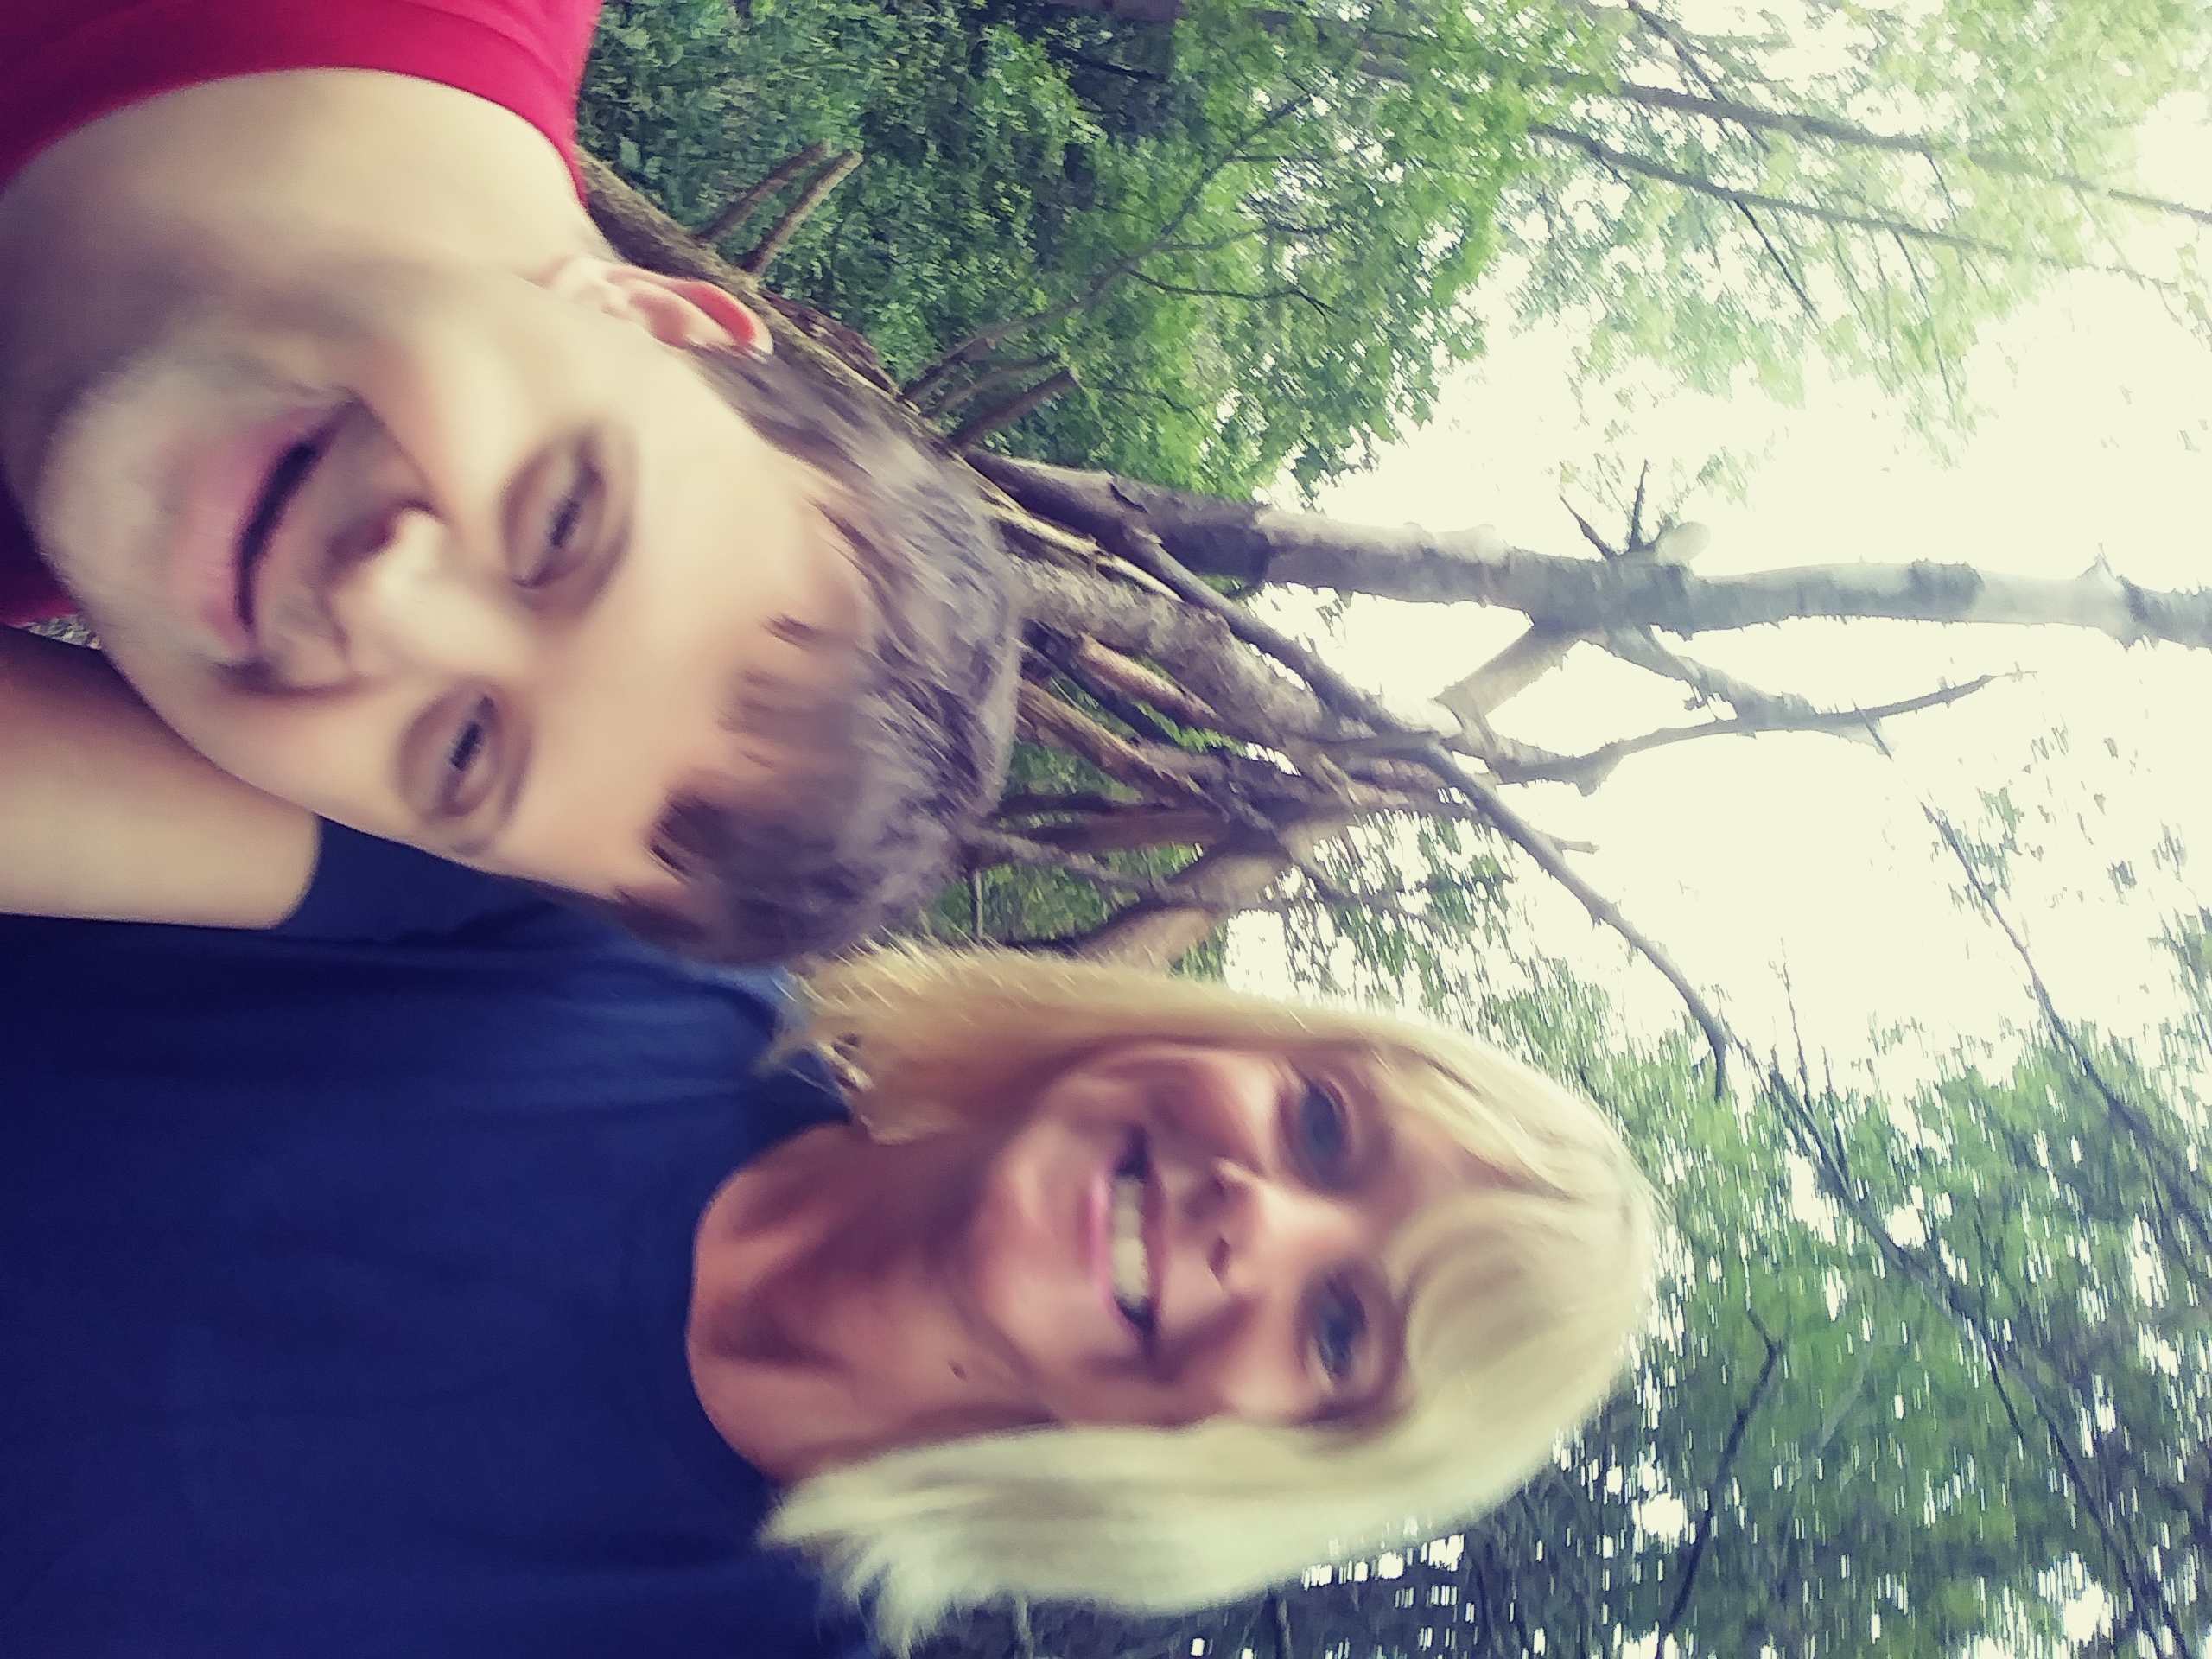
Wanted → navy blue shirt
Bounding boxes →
[0,827,867,1657]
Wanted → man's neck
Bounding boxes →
[0,68,599,501]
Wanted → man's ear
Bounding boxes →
[544,257,772,356]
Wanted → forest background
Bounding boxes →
[575,1,2212,1654]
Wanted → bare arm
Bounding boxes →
[0,627,316,925]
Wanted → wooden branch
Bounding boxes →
[1527,123,2196,297]
[1434,525,1707,722]
[1436,623,1585,725]
[1013,562,1350,749]
[1042,634,1202,753]
[698,139,830,245]
[1926,808,2212,1242]
[1592,78,2212,230]
[1015,682,1205,798]
[948,367,1079,448]
[994,791,1135,818]
[1066,637,1227,733]
[1014,806,1231,855]
[740,149,861,275]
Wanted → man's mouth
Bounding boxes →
[234,416,342,639]
[1109,1130,1155,1341]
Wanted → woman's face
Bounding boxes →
[955,1041,1492,1431]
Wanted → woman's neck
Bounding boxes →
[685,1122,1044,1481]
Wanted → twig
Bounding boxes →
[1496,674,2007,793]
[1602,627,1885,744]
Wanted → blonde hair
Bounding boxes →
[764,950,1657,1649]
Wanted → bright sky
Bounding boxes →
[1230,92,2212,1085]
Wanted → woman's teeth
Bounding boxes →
[1110,1172,1153,1330]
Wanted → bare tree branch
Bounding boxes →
[1065,636,1229,734]
[1599,626,1883,743]
[1016,681,1209,798]
[1496,673,2007,792]
[966,829,1188,900]
[1014,806,1232,856]
[1068,811,1352,966]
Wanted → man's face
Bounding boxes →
[26,257,863,899]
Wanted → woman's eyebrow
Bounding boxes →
[1331,1066,1394,1184]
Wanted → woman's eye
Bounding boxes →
[1311,1280,1367,1386]
[438,698,498,814]
[1294,1078,1351,1185]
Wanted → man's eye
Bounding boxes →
[518,474,594,588]
[1311,1279,1367,1386]
[1294,1077,1351,1185]
[438,698,499,815]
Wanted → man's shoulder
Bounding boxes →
[0,1,604,195]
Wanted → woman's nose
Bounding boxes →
[312,509,533,686]
[1196,1161,1351,1291]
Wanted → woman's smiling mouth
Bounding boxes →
[1109,1129,1155,1343]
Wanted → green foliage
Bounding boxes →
[580,0,1554,493]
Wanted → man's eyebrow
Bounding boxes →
[766,613,831,648]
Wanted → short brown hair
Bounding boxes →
[597,346,1017,963]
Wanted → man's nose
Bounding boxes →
[308,508,534,687]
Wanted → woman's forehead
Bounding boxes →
[1382,1109,1503,1211]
